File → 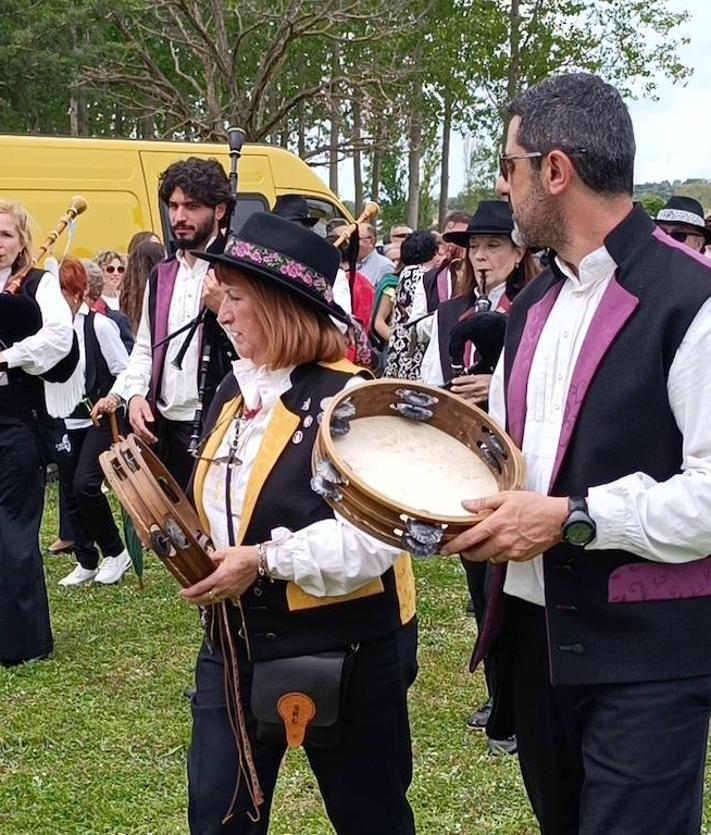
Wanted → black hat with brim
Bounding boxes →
[656,196,711,244]
[195,212,350,324]
[442,200,514,247]
[272,194,319,228]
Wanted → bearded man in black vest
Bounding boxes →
[442,72,711,835]
[94,158,236,489]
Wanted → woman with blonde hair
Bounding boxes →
[178,212,417,834]
[0,199,76,665]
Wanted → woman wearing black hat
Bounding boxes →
[180,212,417,835]
[421,200,541,399]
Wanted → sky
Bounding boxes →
[327,0,710,201]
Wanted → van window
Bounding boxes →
[304,198,348,238]
[159,194,268,244]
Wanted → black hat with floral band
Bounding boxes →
[195,212,350,324]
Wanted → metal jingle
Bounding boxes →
[164,517,189,550]
[482,428,506,457]
[310,473,343,502]
[478,442,502,474]
[331,416,352,437]
[403,534,439,559]
[314,459,347,485]
[405,519,445,547]
[332,398,357,420]
[389,403,433,422]
[396,388,439,409]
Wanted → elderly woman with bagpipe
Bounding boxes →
[176,212,418,835]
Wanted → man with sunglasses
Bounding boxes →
[655,195,711,254]
[443,72,711,835]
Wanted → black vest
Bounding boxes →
[436,292,476,384]
[196,362,416,662]
[0,269,78,417]
[83,312,115,402]
[504,205,711,686]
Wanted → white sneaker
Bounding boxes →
[58,565,99,587]
[95,550,133,585]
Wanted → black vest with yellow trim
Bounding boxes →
[193,359,417,662]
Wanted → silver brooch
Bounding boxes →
[301,398,311,411]
[292,430,304,444]
[303,415,313,429]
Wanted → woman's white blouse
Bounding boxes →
[201,359,402,597]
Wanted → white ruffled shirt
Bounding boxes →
[201,359,402,597]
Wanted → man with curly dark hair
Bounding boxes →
[93,157,236,492]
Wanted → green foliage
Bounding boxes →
[637,193,666,218]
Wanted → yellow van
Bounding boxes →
[0,135,351,257]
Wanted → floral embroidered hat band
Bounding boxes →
[195,212,350,324]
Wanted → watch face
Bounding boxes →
[566,519,594,546]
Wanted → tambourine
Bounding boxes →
[99,432,215,587]
[311,380,525,556]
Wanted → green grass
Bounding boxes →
[1,486,708,834]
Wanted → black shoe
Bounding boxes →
[487,735,517,756]
[466,699,492,731]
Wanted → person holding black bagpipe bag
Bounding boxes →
[0,199,82,666]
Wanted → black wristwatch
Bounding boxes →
[562,496,596,547]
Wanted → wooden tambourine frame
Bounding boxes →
[99,419,215,588]
[311,380,525,556]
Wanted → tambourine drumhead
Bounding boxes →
[334,417,499,518]
[99,435,215,587]
[312,380,525,554]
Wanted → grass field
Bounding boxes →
[1,487,709,834]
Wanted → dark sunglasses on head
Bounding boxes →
[105,265,125,274]
[668,230,704,244]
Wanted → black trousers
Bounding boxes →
[57,424,124,570]
[155,417,194,491]
[493,597,711,835]
[188,621,418,835]
[0,416,53,665]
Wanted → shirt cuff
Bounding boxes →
[586,485,628,551]
[2,346,22,369]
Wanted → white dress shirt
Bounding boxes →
[112,249,209,420]
[411,269,450,344]
[201,359,402,597]
[421,283,507,387]
[0,266,74,387]
[65,303,129,428]
[101,294,120,311]
[487,247,711,606]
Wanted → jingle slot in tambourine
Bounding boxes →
[311,380,525,557]
[99,435,216,588]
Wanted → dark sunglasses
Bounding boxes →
[668,230,705,244]
[105,265,125,274]
[499,148,587,182]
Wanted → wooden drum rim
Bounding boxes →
[318,379,525,527]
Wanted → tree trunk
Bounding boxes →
[352,96,364,215]
[329,46,341,195]
[297,102,306,158]
[371,147,382,207]
[437,94,452,229]
[503,0,521,142]
[406,80,423,228]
